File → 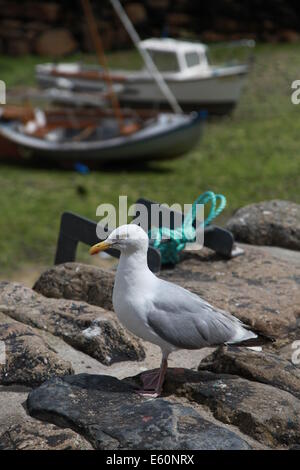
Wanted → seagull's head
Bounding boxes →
[89,224,149,256]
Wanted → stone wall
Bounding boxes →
[0,0,300,56]
[0,199,300,449]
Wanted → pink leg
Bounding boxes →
[140,369,160,390]
[137,355,168,398]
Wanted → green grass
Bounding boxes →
[0,44,300,277]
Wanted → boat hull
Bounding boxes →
[0,113,204,163]
[36,65,248,116]
[119,72,247,115]
[120,98,236,115]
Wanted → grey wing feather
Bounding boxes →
[147,279,256,350]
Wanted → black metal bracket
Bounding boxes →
[54,198,243,273]
[135,198,243,259]
[54,211,161,273]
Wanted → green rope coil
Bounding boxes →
[148,191,226,265]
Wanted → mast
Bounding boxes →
[81,0,125,130]
[110,0,183,115]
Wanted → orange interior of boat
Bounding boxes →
[50,69,127,83]
[1,104,160,139]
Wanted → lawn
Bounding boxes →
[0,43,300,278]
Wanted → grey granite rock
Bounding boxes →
[0,420,93,450]
[158,368,300,448]
[226,200,300,250]
[0,281,145,366]
[0,312,73,386]
[34,263,114,311]
[27,373,252,450]
[199,346,300,400]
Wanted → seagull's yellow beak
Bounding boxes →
[89,240,111,255]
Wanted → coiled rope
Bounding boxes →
[148,191,226,265]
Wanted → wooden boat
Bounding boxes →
[9,84,124,109]
[0,2,206,164]
[0,106,205,162]
[36,38,253,116]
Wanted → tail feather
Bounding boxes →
[230,328,275,348]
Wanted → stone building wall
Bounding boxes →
[0,0,300,56]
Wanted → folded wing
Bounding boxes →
[147,279,258,350]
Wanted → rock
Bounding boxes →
[160,245,300,341]
[5,2,62,23]
[25,21,48,33]
[199,346,300,400]
[226,200,300,251]
[0,282,145,366]
[82,22,115,52]
[111,27,130,50]
[279,29,300,43]
[7,39,31,55]
[34,28,77,56]
[160,368,300,448]
[0,312,73,386]
[0,19,23,38]
[30,2,61,23]
[0,1,24,18]
[214,18,239,33]
[146,0,170,9]
[0,384,31,433]
[276,341,300,365]
[27,374,252,450]
[125,3,147,25]
[0,420,92,450]
[263,20,275,31]
[167,13,191,26]
[34,263,114,311]
[200,31,228,43]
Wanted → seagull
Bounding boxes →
[90,224,272,398]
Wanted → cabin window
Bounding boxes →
[185,52,201,68]
[148,51,179,72]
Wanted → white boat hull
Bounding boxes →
[36,63,249,115]
[120,71,247,114]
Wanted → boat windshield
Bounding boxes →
[147,50,179,72]
[185,52,201,68]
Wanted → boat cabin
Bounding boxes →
[139,38,210,75]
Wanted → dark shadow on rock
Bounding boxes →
[63,373,136,394]
[123,367,237,397]
[27,373,253,450]
[126,366,300,448]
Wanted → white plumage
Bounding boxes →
[90,224,265,397]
